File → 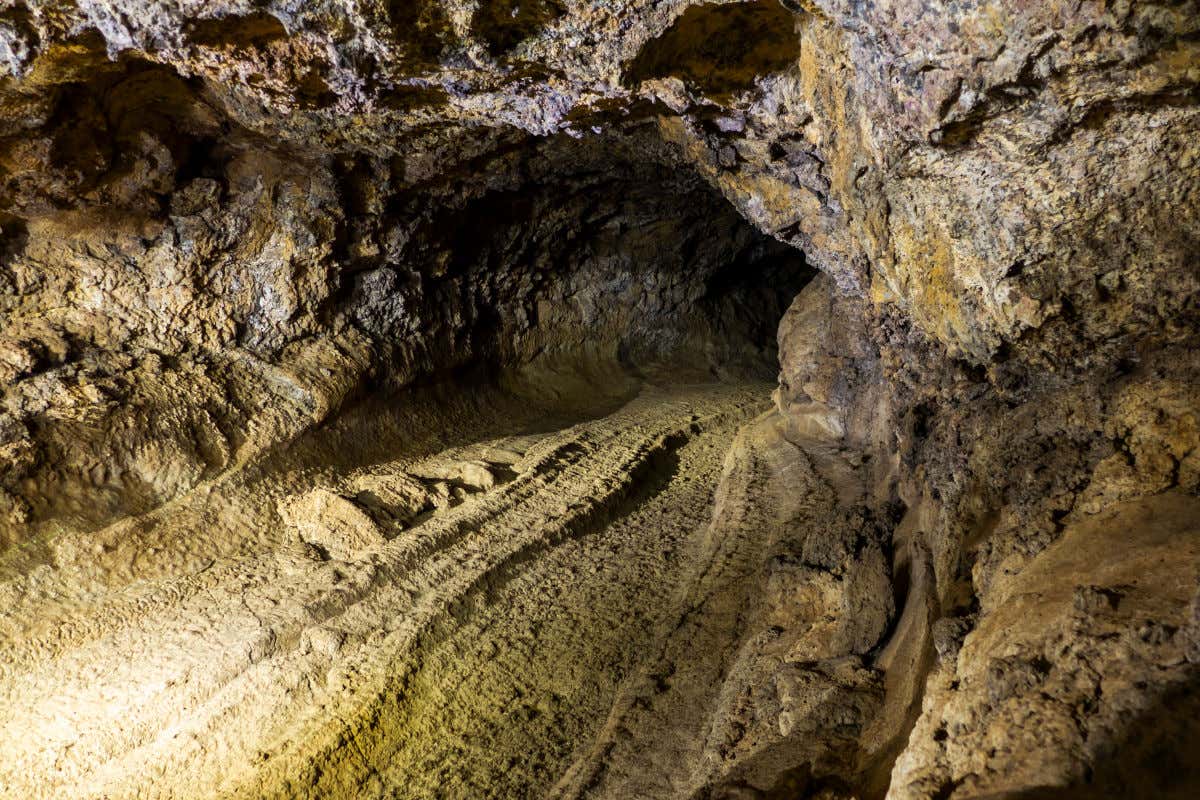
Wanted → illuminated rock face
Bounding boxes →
[0,2,1197,799]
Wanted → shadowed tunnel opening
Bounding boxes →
[334,128,815,388]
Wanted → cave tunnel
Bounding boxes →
[333,128,815,388]
[0,36,828,800]
[2,1,1199,799]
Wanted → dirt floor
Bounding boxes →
[0,359,831,799]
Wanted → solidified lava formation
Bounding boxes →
[0,2,1197,799]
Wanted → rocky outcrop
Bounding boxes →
[0,1,1196,798]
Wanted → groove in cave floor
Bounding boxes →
[0,364,834,799]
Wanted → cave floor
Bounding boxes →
[0,364,840,800]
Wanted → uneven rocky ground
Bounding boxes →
[0,362,777,799]
[1,0,1198,798]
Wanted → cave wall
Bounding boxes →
[0,0,1197,797]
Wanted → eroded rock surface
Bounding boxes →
[0,1,1196,798]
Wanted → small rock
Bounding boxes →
[278,489,385,561]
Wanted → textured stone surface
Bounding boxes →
[0,0,1196,798]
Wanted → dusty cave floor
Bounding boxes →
[0,358,851,800]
